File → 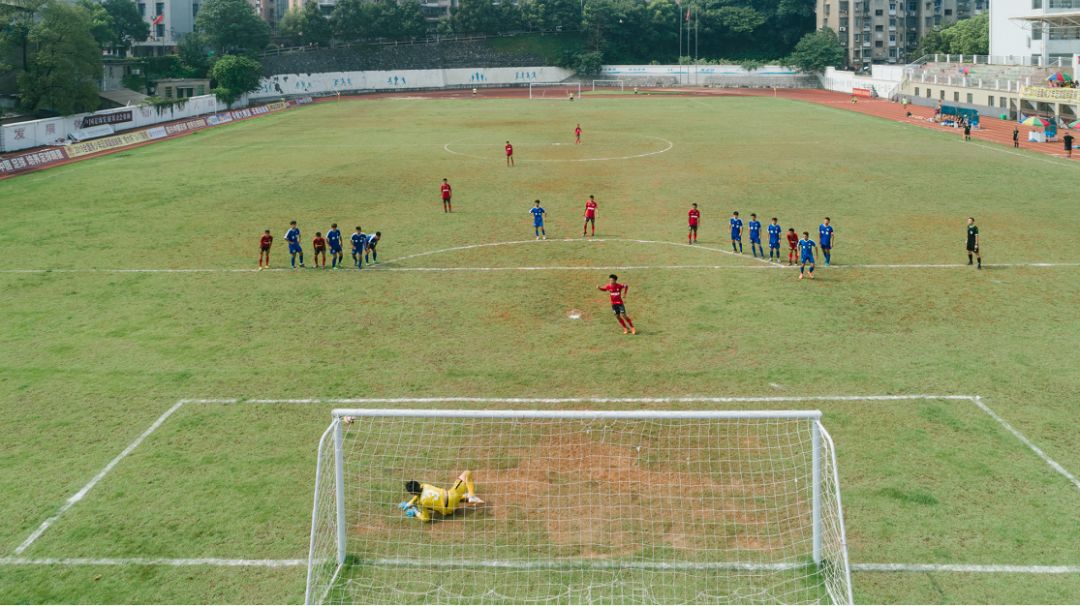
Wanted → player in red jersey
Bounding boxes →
[583,195,598,237]
[786,228,799,265]
[440,178,452,213]
[688,203,701,244]
[312,232,327,268]
[575,124,582,144]
[258,229,273,269]
[505,141,514,167]
[597,274,636,334]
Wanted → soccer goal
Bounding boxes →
[305,409,853,605]
[529,81,583,99]
[591,79,627,92]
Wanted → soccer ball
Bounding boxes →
[343,416,355,426]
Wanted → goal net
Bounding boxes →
[592,79,626,92]
[305,409,853,605]
[529,82,583,99]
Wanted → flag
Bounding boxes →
[152,13,164,25]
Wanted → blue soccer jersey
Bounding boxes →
[749,220,762,243]
[768,223,782,246]
[819,224,834,248]
[351,232,365,252]
[285,227,300,243]
[327,228,342,251]
[798,239,816,262]
[730,217,743,240]
[531,206,546,226]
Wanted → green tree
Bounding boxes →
[521,0,580,30]
[452,0,520,34]
[195,0,269,56]
[18,0,102,115]
[940,13,989,55]
[329,0,368,41]
[396,0,427,39]
[177,32,211,76]
[102,0,149,51]
[296,0,332,46]
[210,53,262,107]
[0,0,46,72]
[785,27,844,74]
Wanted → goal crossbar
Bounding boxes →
[332,409,823,420]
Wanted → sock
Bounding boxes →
[738,242,743,252]
[732,243,737,252]
[968,253,973,263]
[810,266,815,274]
[299,253,304,265]
[617,316,627,329]
[291,255,296,268]
[800,266,804,274]
[624,316,634,328]
[824,252,830,264]
[371,251,377,262]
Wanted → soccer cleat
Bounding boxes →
[623,328,630,334]
[466,495,484,505]
[630,327,637,335]
[798,273,804,280]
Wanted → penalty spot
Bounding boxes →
[567,309,582,320]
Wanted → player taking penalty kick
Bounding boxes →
[598,274,636,334]
[398,471,484,522]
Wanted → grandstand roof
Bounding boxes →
[1011,11,1080,29]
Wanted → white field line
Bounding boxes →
[443,134,674,162]
[0,557,306,567]
[971,396,1080,491]
[1,557,1076,575]
[13,399,188,555]
[3,262,1080,274]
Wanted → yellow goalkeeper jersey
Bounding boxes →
[407,481,467,521]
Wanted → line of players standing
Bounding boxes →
[720,211,835,280]
[258,221,382,270]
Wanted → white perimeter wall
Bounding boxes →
[600,64,798,77]
[250,66,575,99]
[820,66,903,98]
[0,94,239,153]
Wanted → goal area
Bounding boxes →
[529,82,583,99]
[591,79,626,92]
[305,409,853,605]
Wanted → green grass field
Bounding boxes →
[1,94,1079,604]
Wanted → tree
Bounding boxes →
[18,0,102,115]
[521,0,580,31]
[298,0,330,46]
[210,53,262,107]
[452,0,520,34]
[396,0,427,39]
[0,0,46,73]
[177,32,211,76]
[941,13,989,55]
[329,0,368,41]
[102,0,149,51]
[785,27,844,74]
[195,0,269,56]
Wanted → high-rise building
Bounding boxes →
[990,0,1080,66]
[817,0,988,68]
[130,0,200,56]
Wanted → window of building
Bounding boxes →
[193,2,199,16]
[156,22,164,37]
[876,24,883,31]
[876,40,883,47]
[926,88,932,98]
[988,95,994,106]
[940,90,945,100]
[945,9,952,15]
[1000,97,1007,108]
[875,9,883,15]
[1032,24,1042,41]
[154,2,163,15]
[137,2,145,15]
[967,93,973,103]
[1032,0,1042,8]
[196,85,206,95]
[954,92,960,102]
[164,86,173,98]
[915,87,920,96]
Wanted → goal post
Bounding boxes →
[528,81,583,99]
[591,79,626,92]
[305,408,853,605]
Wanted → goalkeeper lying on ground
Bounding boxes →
[398,470,484,522]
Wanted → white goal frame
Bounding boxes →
[304,408,854,605]
[528,81,583,99]
[591,79,626,92]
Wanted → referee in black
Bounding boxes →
[966,217,981,269]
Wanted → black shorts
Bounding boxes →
[260,245,270,252]
[314,247,326,254]
[585,216,595,224]
[689,224,698,232]
[966,242,979,253]
[611,303,626,315]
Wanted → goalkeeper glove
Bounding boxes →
[397,501,411,511]
[404,506,419,518]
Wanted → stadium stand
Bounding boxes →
[261,39,548,76]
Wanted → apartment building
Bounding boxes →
[991,0,1080,65]
[817,0,988,68]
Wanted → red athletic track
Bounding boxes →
[4,86,1076,180]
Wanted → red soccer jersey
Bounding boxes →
[260,234,273,248]
[786,232,798,248]
[575,127,582,136]
[688,209,700,226]
[585,200,598,218]
[505,144,513,156]
[313,237,326,249]
[601,283,625,305]
[441,183,452,199]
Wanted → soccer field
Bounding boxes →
[1,94,1078,604]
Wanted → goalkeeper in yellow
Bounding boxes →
[397,471,484,522]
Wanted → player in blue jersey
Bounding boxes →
[365,231,381,264]
[797,231,817,280]
[819,217,835,266]
[748,213,763,258]
[327,223,343,269]
[284,220,304,268]
[729,211,743,253]
[351,226,366,269]
[530,200,547,239]
[767,217,782,262]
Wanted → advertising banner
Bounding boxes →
[81,110,133,128]
[66,130,151,157]
[0,148,68,176]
